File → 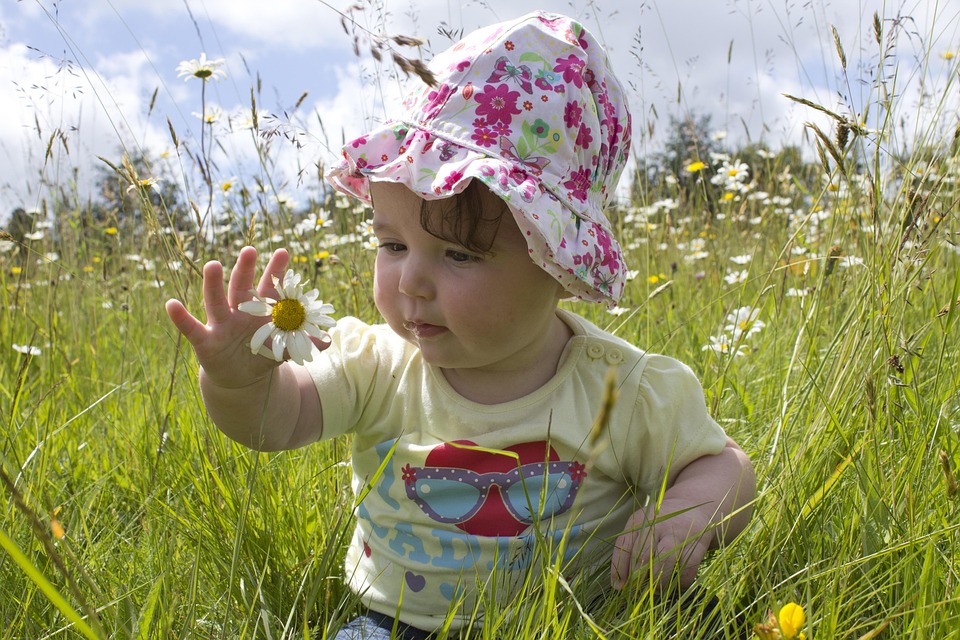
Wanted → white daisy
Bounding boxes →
[237,270,337,365]
[13,344,41,356]
[724,269,749,285]
[176,53,227,82]
[701,334,746,357]
[723,306,766,340]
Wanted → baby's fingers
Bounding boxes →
[611,525,653,589]
[224,247,289,307]
[165,298,206,347]
[256,248,290,296]
[202,259,232,325]
[226,247,261,308]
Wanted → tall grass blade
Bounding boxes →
[0,527,102,640]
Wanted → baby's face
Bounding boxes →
[370,181,564,380]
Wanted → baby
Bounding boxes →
[166,11,755,639]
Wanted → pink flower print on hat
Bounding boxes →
[423,84,456,120]
[327,11,632,305]
[474,84,523,126]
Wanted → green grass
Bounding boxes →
[3,2,960,638]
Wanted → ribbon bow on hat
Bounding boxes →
[328,10,632,305]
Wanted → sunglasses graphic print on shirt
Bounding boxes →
[400,440,587,537]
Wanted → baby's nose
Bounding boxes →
[398,256,436,299]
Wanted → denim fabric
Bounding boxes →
[331,611,434,640]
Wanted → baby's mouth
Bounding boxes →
[403,321,447,339]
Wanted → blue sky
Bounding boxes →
[2,0,959,217]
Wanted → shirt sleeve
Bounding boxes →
[621,353,728,496]
[303,316,393,440]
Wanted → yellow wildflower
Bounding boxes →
[686,160,706,172]
[779,603,806,639]
[753,602,807,640]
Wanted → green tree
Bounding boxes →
[649,112,727,214]
[5,207,33,244]
[95,150,190,236]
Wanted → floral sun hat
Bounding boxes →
[327,11,632,304]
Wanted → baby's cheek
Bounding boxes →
[372,274,397,319]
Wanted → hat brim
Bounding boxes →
[327,121,626,305]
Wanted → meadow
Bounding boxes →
[2,4,960,639]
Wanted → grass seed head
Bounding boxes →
[940,450,959,500]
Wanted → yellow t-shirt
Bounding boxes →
[307,309,727,630]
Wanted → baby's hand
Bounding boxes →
[165,246,308,389]
[610,497,715,591]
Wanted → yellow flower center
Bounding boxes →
[272,298,306,332]
[194,68,213,79]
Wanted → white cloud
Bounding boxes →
[5,0,960,219]
[0,40,167,214]
[75,0,354,52]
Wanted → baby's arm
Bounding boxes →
[610,437,755,590]
[165,246,325,451]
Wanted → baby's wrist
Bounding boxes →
[199,364,276,392]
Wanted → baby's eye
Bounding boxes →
[378,242,406,253]
[446,249,480,263]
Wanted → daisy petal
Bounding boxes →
[288,330,313,365]
[302,322,328,340]
[271,331,287,362]
[238,299,274,316]
[249,322,275,354]
[306,310,337,329]
[282,270,302,297]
